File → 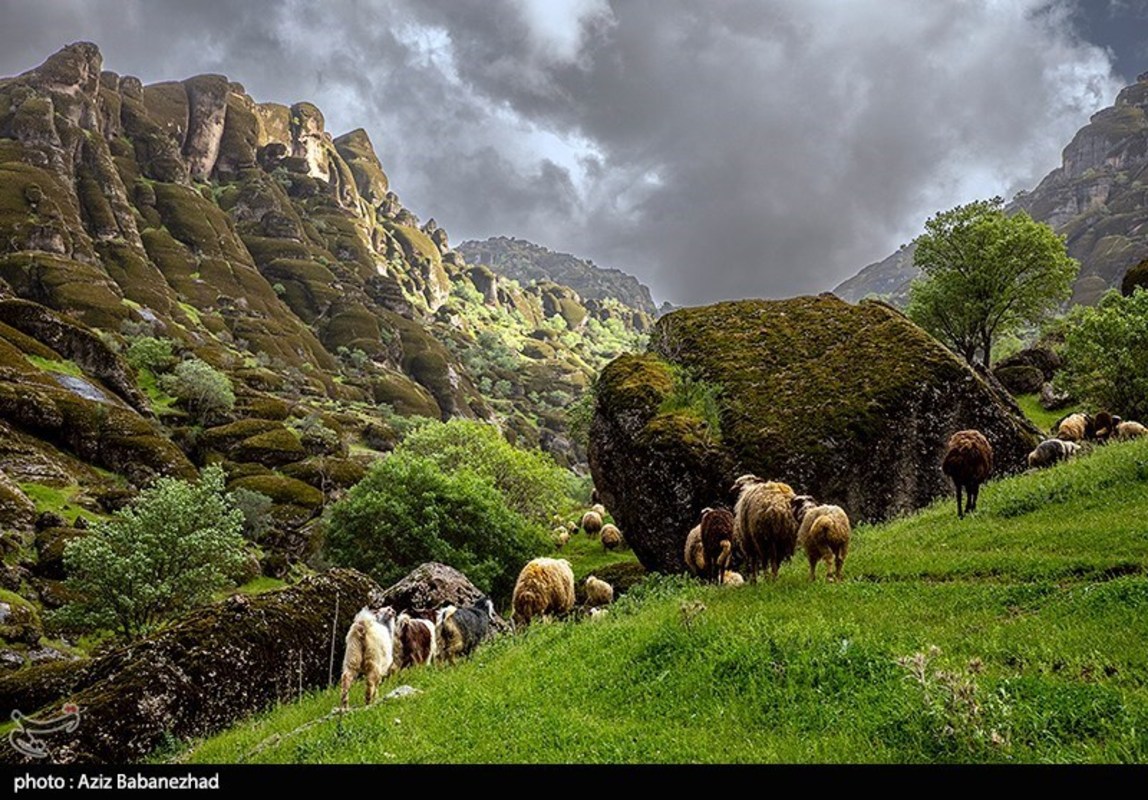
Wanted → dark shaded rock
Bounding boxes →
[590,296,1041,573]
[33,527,83,580]
[995,346,1063,382]
[0,470,36,530]
[1,569,381,764]
[1124,257,1148,296]
[377,562,508,631]
[994,365,1045,395]
[0,659,90,714]
[34,512,66,533]
[0,593,42,646]
[1040,382,1074,411]
[0,650,24,671]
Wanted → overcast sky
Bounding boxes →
[0,1,1142,305]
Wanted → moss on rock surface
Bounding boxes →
[590,295,1040,573]
[1124,257,1148,296]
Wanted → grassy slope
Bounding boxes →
[183,440,1148,764]
[1015,393,1071,435]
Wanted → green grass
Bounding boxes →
[212,576,288,602]
[1015,393,1071,434]
[136,367,181,414]
[17,483,106,524]
[182,439,1148,764]
[24,355,83,377]
[553,523,640,581]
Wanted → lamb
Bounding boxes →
[731,474,798,581]
[699,507,736,584]
[721,571,745,586]
[584,575,614,606]
[790,496,851,583]
[684,523,706,577]
[435,598,494,663]
[942,430,993,519]
[581,510,603,536]
[1056,412,1093,442]
[395,612,436,669]
[511,557,576,627]
[1027,439,1081,470]
[600,523,622,550]
[1116,420,1148,440]
[553,527,571,549]
[339,606,396,709]
[591,503,606,517]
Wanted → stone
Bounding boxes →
[0,470,35,530]
[1040,382,1074,411]
[589,295,1040,573]
[377,562,508,631]
[993,364,1045,395]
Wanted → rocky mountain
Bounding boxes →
[458,236,658,317]
[0,41,652,664]
[836,72,1148,306]
[589,294,1039,573]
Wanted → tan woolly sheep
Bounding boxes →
[339,607,396,709]
[553,527,571,549]
[732,475,798,581]
[1116,420,1148,440]
[581,510,603,536]
[684,523,706,577]
[721,570,745,586]
[591,503,606,517]
[600,523,622,550]
[512,557,575,627]
[584,575,614,606]
[942,430,993,518]
[790,496,851,583]
[1056,412,1093,442]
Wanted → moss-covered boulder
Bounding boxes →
[589,296,1040,573]
[1124,257,1148,296]
[993,365,1045,395]
[1,569,381,763]
[0,470,36,530]
[0,590,43,646]
[280,456,368,490]
[32,527,84,580]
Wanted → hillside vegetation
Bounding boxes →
[182,438,1148,764]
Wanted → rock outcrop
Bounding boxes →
[589,295,1040,573]
[377,561,509,631]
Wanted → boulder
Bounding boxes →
[0,591,43,646]
[377,562,508,631]
[0,470,36,530]
[993,364,1045,395]
[1,569,382,764]
[589,296,1041,573]
[994,346,1063,382]
[1040,381,1074,411]
[1123,257,1148,296]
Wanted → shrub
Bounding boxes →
[124,336,175,373]
[52,465,248,639]
[658,365,723,439]
[324,453,546,601]
[290,413,342,455]
[395,419,575,526]
[1057,288,1148,418]
[228,486,274,541]
[161,359,235,423]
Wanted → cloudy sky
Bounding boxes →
[0,1,1143,305]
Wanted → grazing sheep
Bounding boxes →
[731,474,798,581]
[684,523,706,577]
[553,527,571,549]
[435,598,494,663]
[1093,411,1118,442]
[1027,439,1081,470]
[942,430,993,519]
[395,612,436,669]
[1056,412,1093,442]
[512,557,576,627]
[591,503,606,517]
[584,575,614,606]
[600,523,622,550]
[722,570,745,586]
[791,496,851,583]
[1116,421,1148,440]
[700,507,736,584]
[589,607,609,621]
[340,606,397,709]
[581,510,603,536]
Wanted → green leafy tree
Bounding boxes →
[1057,288,1148,418]
[161,358,235,422]
[124,336,175,373]
[907,197,1078,366]
[325,454,546,601]
[396,419,574,526]
[53,465,248,639]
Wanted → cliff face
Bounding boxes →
[836,73,1148,306]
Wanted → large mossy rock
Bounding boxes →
[1,569,381,764]
[1123,257,1148,296]
[589,296,1040,573]
[378,562,508,631]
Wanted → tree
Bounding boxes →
[907,197,1079,366]
[325,453,546,602]
[53,465,248,639]
[1057,288,1148,418]
[161,358,235,422]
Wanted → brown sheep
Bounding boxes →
[395,612,436,669]
[791,496,851,583]
[1116,421,1148,440]
[1056,412,1093,442]
[581,510,603,536]
[700,507,735,584]
[584,575,614,606]
[512,557,575,627]
[1093,411,1118,442]
[942,430,993,519]
[684,523,706,577]
[600,523,622,550]
[731,475,798,581]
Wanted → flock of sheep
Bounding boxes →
[339,410,1147,707]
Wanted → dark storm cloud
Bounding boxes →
[0,1,1125,304]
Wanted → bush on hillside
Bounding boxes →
[1057,288,1148,419]
[161,358,236,423]
[324,453,547,602]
